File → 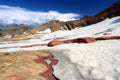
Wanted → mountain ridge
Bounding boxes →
[0,1,120,39]
[39,1,120,32]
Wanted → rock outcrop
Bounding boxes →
[48,36,120,47]
[38,1,120,32]
[0,1,120,40]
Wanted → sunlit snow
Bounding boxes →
[0,16,120,80]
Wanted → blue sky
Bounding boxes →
[0,0,117,16]
[0,0,118,26]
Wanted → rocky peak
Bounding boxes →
[95,1,120,21]
[37,1,120,32]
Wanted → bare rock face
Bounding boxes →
[65,16,96,29]
[95,1,120,21]
[1,1,120,40]
[39,1,120,32]
[65,1,120,29]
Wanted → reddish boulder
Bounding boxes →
[73,37,96,43]
[96,36,120,40]
[50,58,58,66]
[47,36,120,47]
[48,40,64,47]
[83,37,96,43]
[64,40,73,43]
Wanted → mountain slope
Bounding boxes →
[35,1,120,32]
[0,15,120,80]
[0,1,120,39]
[0,16,120,52]
[1,24,30,38]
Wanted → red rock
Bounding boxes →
[73,38,86,43]
[33,54,59,80]
[50,58,58,66]
[73,37,96,43]
[48,40,64,47]
[96,36,120,40]
[21,44,47,48]
[64,40,73,43]
[40,44,48,46]
[83,37,96,43]
[47,36,120,47]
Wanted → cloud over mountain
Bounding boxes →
[0,5,80,26]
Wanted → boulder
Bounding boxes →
[48,36,120,47]
[63,40,73,43]
[96,36,120,40]
[48,40,64,47]
[73,37,96,43]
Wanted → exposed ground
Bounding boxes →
[0,51,58,80]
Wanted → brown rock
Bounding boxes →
[1,1,120,40]
[38,1,120,32]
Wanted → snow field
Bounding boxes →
[42,16,120,39]
[0,16,120,80]
[51,40,120,80]
[0,16,120,52]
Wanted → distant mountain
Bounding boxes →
[0,1,120,39]
[35,1,120,32]
[0,24,30,37]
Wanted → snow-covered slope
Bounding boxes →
[0,16,120,80]
[42,16,120,39]
[0,16,120,52]
[44,16,120,80]
[50,40,120,80]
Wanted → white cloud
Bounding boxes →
[0,5,80,26]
